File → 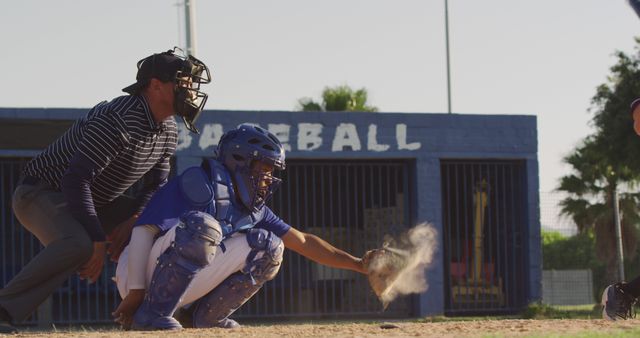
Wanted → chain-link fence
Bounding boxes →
[540,191,596,305]
[540,191,578,237]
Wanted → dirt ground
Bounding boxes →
[7,319,640,338]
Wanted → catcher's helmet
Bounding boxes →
[216,124,286,212]
[123,47,212,133]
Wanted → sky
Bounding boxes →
[0,0,638,195]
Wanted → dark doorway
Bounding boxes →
[441,160,528,315]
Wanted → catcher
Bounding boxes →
[112,124,392,330]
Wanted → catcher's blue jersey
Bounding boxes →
[135,164,291,237]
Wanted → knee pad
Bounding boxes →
[174,211,223,268]
[132,211,222,330]
[243,228,284,283]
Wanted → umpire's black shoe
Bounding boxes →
[0,305,17,334]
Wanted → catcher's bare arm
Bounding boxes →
[282,227,367,274]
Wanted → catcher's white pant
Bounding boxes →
[115,227,255,308]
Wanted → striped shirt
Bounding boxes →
[23,95,177,241]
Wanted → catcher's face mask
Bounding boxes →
[248,161,282,211]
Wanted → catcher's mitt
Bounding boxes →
[362,248,408,308]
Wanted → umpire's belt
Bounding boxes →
[17,175,45,186]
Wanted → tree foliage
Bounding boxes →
[557,38,640,283]
[297,85,378,112]
[542,230,600,270]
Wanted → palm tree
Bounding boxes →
[557,39,640,283]
[557,136,640,283]
[297,85,378,112]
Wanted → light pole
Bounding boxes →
[445,0,452,114]
[185,0,197,56]
[613,188,625,281]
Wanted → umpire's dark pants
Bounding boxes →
[0,180,94,322]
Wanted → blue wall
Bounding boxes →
[0,108,541,316]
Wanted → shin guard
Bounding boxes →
[132,211,222,330]
[191,228,283,328]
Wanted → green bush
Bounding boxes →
[542,230,600,269]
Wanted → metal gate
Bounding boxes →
[441,160,528,315]
[237,159,414,318]
[1,158,414,324]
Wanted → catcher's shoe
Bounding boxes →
[0,306,17,334]
[215,318,240,329]
[602,283,638,321]
[175,307,240,329]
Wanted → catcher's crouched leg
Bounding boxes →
[188,228,284,328]
[132,211,222,330]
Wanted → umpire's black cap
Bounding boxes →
[122,51,184,95]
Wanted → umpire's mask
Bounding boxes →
[123,47,212,134]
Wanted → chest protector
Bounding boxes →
[178,159,265,236]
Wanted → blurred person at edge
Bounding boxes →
[601,98,640,321]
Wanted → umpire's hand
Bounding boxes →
[107,214,138,262]
[78,242,107,283]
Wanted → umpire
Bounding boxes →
[0,48,211,333]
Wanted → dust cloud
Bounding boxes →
[374,223,438,309]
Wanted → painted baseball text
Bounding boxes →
[178,123,421,152]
